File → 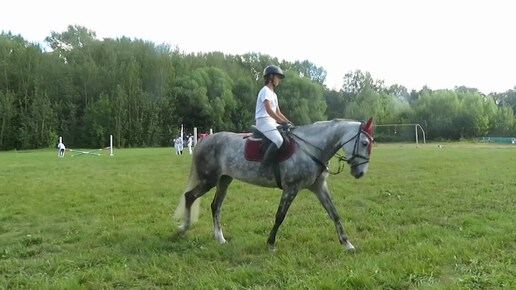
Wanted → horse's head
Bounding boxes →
[341,117,374,179]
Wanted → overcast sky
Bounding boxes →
[2,0,514,94]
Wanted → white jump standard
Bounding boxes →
[63,135,114,157]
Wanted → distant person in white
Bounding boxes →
[175,135,183,155]
[57,141,66,157]
[187,134,193,155]
[254,65,292,165]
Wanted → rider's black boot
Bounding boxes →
[262,143,279,165]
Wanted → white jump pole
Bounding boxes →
[110,134,114,156]
[209,128,213,134]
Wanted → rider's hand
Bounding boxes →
[279,122,290,131]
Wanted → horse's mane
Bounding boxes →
[294,118,358,136]
[311,118,356,126]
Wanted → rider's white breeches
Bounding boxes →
[256,117,283,148]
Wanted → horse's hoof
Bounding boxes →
[344,241,355,251]
[267,243,276,251]
[177,225,187,234]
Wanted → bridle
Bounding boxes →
[333,128,373,174]
[290,125,373,175]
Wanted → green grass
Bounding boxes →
[1,144,515,289]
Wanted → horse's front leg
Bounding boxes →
[267,186,299,250]
[211,175,233,244]
[310,180,355,251]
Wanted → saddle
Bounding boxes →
[244,126,296,162]
[243,126,296,190]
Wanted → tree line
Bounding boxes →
[1,25,515,150]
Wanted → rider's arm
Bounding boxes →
[275,107,290,124]
[264,100,289,123]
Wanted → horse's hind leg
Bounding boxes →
[211,175,233,244]
[178,180,215,233]
[310,181,355,251]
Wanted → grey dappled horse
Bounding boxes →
[174,118,374,250]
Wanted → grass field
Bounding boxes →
[1,143,515,289]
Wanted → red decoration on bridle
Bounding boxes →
[361,117,374,154]
[362,117,373,135]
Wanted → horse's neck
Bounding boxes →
[296,120,359,162]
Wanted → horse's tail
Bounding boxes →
[173,147,201,223]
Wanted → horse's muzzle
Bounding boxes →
[354,171,364,179]
[350,164,366,179]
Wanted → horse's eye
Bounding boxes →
[362,140,368,147]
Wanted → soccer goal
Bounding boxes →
[373,124,426,145]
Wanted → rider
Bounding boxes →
[254,65,292,165]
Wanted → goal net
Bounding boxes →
[373,124,426,145]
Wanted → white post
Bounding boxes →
[193,127,198,146]
[209,128,213,135]
[181,124,184,140]
[59,136,62,143]
[415,125,419,146]
[110,135,114,156]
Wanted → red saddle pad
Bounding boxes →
[244,138,296,162]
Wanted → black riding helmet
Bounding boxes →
[263,65,285,79]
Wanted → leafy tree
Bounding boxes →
[277,72,326,125]
[382,92,411,124]
[492,89,516,113]
[386,84,410,102]
[17,86,56,149]
[83,93,112,147]
[112,85,129,148]
[290,60,327,85]
[0,91,16,149]
[324,89,347,119]
[2,26,516,150]
[457,91,489,138]
[231,77,257,131]
[172,67,237,132]
[491,105,514,136]
[413,89,461,140]
[45,25,97,59]
[341,70,385,95]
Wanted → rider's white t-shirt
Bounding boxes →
[255,86,278,120]
[254,85,283,148]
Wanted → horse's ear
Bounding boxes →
[363,117,373,135]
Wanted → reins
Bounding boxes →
[289,126,372,175]
[288,131,329,172]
